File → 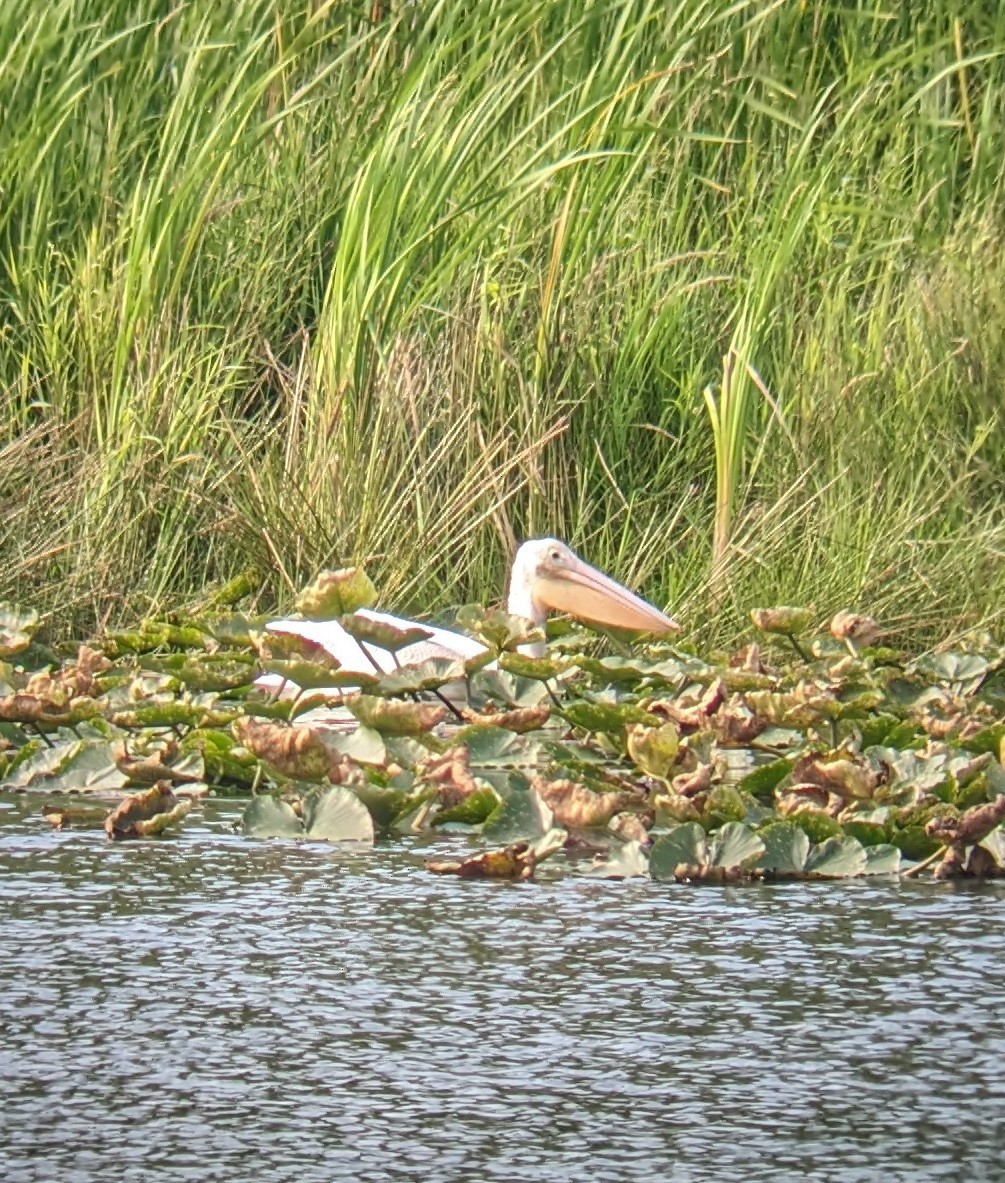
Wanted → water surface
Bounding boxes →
[1,796,1003,1182]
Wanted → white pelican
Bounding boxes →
[256,537,678,697]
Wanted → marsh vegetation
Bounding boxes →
[1,1,1004,645]
[3,570,1005,884]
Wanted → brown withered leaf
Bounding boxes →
[671,863,762,884]
[426,841,535,880]
[104,783,192,840]
[233,717,356,783]
[416,746,478,806]
[729,642,764,673]
[830,610,881,648]
[531,775,639,828]
[42,804,107,830]
[711,701,767,745]
[745,682,840,728]
[426,830,565,881]
[671,762,714,799]
[25,644,110,701]
[0,692,100,727]
[653,790,702,825]
[927,792,1005,848]
[460,703,551,733]
[776,783,837,816]
[608,812,652,845]
[648,678,727,733]
[917,706,991,743]
[790,753,883,801]
[348,695,447,735]
[112,738,202,786]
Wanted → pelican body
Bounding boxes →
[257,538,677,696]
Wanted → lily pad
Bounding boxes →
[804,834,868,878]
[338,614,434,653]
[374,659,467,696]
[432,786,500,827]
[301,786,375,843]
[455,606,545,651]
[259,658,368,691]
[348,695,446,735]
[648,823,708,881]
[588,839,651,879]
[241,795,304,839]
[105,784,192,839]
[3,739,127,794]
[242,786,374,844]
[498,652,571,681]
[757,821,811,875]
[708,821,765,869]
[562,701,656,734]
[626,721,680,779]
[750,606,814,636]
[481,785,553,844]
[295,568,377,618]
[0,604,41,658]
[861,844,902,875]
[736,756,794,801]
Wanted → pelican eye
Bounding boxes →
[549,548,561,561]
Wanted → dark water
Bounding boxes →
[1,796,1004,1183]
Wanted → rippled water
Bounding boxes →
[1,794,1004,1183]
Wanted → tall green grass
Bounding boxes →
[1,0,1004,646]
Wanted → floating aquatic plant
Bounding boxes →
[1,583,1004,884]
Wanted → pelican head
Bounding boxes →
[507,538,679,650]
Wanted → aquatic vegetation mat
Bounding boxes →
[3,576,1005,886]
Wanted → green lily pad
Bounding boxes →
[351,783,411,830]
[498,652,571,680]
[374,659,467,695]
[562,701,656,733]
[702,785,749,829]
[840,818,891,848]
[750,606,814,636]
[3,739,127,794]
[964,724,1005,756]
[302,786,375,843]
[295,568,377,618]
[861,844,902,875]
[626,721,679,779]
[889,824,941,860]
[241,786,375,843]
[805,834,868,878]
[588,839,651,879]
[348,695,446,735]
[241,795,304,839]
[648,822,708,881]
[327,725,387,766]
[0,604,41,658]
[481,785,553,844]
[453,725,540,768]
[454,606,545,651]
[789,810,843,844]
[708,821,765,869]
[757,821,810,874]
[576,654,690,685]
[913,651,989,692]
[736,757,794,801]
[205,613,271,648]
[338,614,434,653]
[259,659,366,691]
[432,786,500,827]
